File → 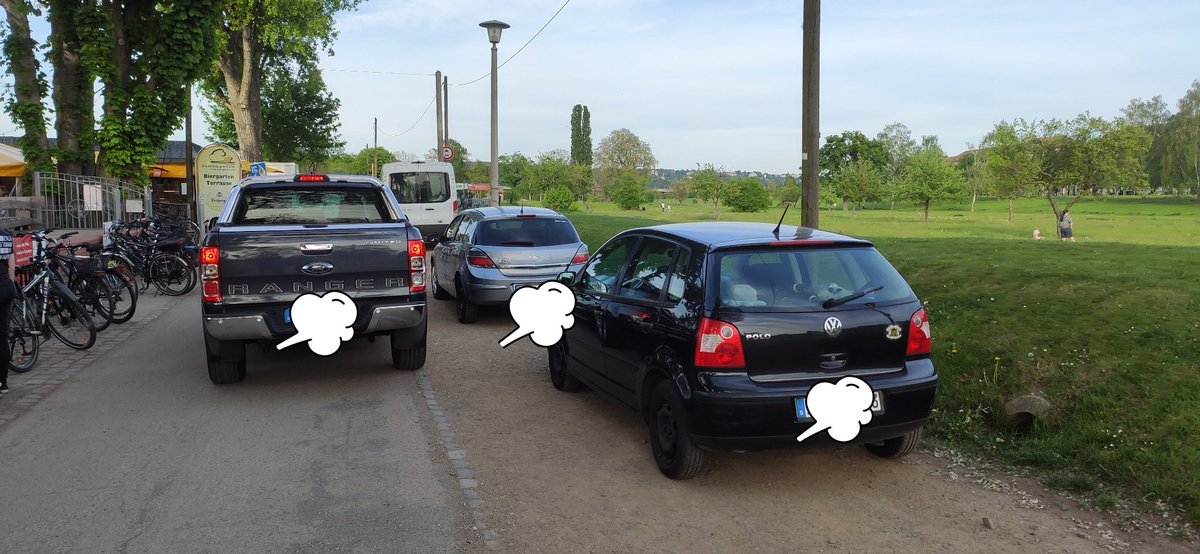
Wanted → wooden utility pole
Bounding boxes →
[801,0,821,228]
[435,70,444,152]
[443,76,449,144]
[372,117,378,177]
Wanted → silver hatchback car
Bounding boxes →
[428,207,588,323]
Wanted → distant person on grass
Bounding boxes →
[1058,208,1075,242]
[1033,229,1044,240]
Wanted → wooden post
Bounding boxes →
[801,0,821,229]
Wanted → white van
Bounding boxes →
[381,160,459,242]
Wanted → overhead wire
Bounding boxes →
[453,0,572,86]
[377,97,436,137]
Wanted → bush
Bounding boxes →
[726,178,773,212]
[612,173,651,210]
[543,185,577,212]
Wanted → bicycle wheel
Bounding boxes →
[46,291,96,350]
[150,254,196,296]
[73,274,115,333]
[102,269,137,323]
[8,298,40,373]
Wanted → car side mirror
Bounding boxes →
[556,271,576,284]
[206,217,217,232]
[427,234,441,246]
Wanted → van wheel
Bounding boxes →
[865,427,923,459]
[548,342,581,391]
[649,380,704,479]
[455,281,478,324]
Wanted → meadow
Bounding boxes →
[555,195,1200,526]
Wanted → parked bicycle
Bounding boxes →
[7,230,98,372]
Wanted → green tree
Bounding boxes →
[91,1,223,182]
[543,184,576,212]
[777,183,801,205]
[207,0,362,162]
[818,130,888,180]
[425,138,470,178]
[1046,114,1151,217]
[829,159,885,211]
[319,146,394,177]
[526,150,575,201]
[1,0,52,177]
[46,0,99,176]
[982,121,1038,222]
[1163,81,1200,200]
[462,161,490,184]
[900,147,967,222]
[876,122,916,208]
[1121,95,1171,191]
[498,152,532,192]
[725,177,773,212]
[594,128,656,196]
[689,163,736,220]
[570,104,592,167]
[611,171,651,210]
[668,179,689,203]
[955,144,990,212]
[204,62,345,169]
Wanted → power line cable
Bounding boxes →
[378,97,436,137]
[453,0,572,86]
[325,69,435,77]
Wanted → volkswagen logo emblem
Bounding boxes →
[823,316,843,337]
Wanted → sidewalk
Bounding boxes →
[0,290,194,429]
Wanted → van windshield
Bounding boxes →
[714,246,915,311]
[389,171,452,204]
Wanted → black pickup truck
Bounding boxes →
[199,174,427,384]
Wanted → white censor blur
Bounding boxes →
[276,292,358,356]
[796,376,876,443]
[499,281,576,348]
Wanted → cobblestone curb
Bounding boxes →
[0,291,193,429]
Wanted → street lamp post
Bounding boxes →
[480,20,509,207]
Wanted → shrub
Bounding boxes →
[544,185,577,212]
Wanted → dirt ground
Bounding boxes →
[421,300,1196,553]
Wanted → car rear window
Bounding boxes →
[475,217,580,247]
[389,171,452,204]
[232,185,394,225]
[714,246,915,310]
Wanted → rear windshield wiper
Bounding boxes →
[498,241,536,246]
[822,285,884,309]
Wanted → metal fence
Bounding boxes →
[33,172,150,229]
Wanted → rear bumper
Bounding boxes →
[465,263,585,305]
[203,301,425,341]
[685,358,938,451]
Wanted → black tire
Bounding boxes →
[431,265,452,300]
[865,427,923,459]
[205,336,246,384]
[8,299,40,373]
[648,380,705,480]
[73,275,114,333]
[151,254,196,296]
[391,346,427,370]
[103,270,137,324]
[47,292,96,350]
[548,342,582,391]
[455,280,478,324]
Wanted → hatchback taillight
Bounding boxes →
[695,317,745,368]
[466,249,495,268]
[201,246,221,302]
[906,307,931,356]
[408,239,426,292]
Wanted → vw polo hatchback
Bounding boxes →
[549,222,938,479]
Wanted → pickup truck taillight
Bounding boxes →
[201,246,221,302]
[408,239,426,293]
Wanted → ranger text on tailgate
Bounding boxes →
[200,174,428,384]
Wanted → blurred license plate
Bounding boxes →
[795,391,884,421]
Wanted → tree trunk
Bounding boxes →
[714,197,721,221]
[1,0,51,174]
[48,0,95,176]
[842,198,848,211]
[216,26,264,162]
[971,187,977,212]
[923,199,930,222]
[1008,198,1014,223]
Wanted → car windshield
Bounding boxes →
[714,246,915,311]
[232,185,393,225]
[389,171,452,204]
[475,217,580,247]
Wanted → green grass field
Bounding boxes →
[556,195,1200,526]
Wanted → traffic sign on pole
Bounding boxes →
[441,145,455,161]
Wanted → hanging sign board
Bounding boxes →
[195,144,242,222]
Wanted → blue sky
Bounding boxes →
[4,1,1200,175]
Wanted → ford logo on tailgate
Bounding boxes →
[301,262,334,275]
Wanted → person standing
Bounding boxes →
[1058,208,1074,242]
[0,228,15,396]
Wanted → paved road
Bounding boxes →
[1,291,1194,553]
[0,293,475,553]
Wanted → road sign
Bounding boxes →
[441,145,455,161]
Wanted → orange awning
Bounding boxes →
[0,162,25,178]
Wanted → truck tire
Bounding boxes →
[391,346,426,370]
[204,330,246,384]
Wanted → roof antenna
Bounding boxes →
[772,202,791,238]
